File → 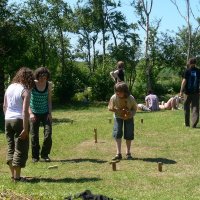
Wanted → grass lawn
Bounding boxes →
[0,104,200,200]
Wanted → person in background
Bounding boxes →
[110,61,125,83]
[159,95,182,110]
[29,67,53,162]
[145,90,160,111]
[137,103,151,112]
[3,67,34,182]
[108,82,137,160]
[180,57,200,128]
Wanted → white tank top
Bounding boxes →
[5,83,25,120]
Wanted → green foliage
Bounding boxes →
[72,87,92,103]
[133,60,182,99]
[132,60,146,98]
[3,0,200,104]
[53,64,89,103]
[90,68,114,101]
[155,68,181,96]
[132,81,146,99]
[157,32,186,72]
[0,23,30,72]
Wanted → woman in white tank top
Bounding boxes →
[3,67,34,182]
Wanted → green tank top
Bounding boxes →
[30,82,49,114]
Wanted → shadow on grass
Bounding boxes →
[137,110,166,115]
[24,176,101,183]
[51,158,107,164]
[134,157,177,164]
[52,118,73,124]
[53,102,107,111]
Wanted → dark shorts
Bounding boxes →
[112,117,134,140]
[5,119,29,168]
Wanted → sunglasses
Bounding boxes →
[39,73,47,77]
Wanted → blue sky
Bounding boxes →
[8,0,200,34]
[120,0,199,33]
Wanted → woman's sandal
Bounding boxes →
[126,153,133,160]
[13,177,29,183]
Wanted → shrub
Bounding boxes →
[72,87,92,103]
[53,65,89,103]
[90,69,114,101]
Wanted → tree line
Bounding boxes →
[1,0,200,112]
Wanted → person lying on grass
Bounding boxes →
[159,95,182,110]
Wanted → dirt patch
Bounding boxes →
[0,190,35,200]
[74,139,114,154]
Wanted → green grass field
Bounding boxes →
[0,105,200,200]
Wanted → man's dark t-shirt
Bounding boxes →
[183,67,200,94]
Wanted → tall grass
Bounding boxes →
[0,105,200,200]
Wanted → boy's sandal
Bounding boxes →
[126,153,133,160]
[112,153,122,160]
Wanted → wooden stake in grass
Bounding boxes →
[48,165,58,169]
[158,162,163,172]
[141,119,143,124]
[94,128,97,143]
[109,160,120,171]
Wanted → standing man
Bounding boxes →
[180,57,200,128]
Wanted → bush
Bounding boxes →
[53,65,89,103]
[90,68,114,101]
[72,87,92,103]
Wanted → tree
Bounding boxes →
[170,0,200,63]
[17,0,52,67]
[109,23,141,90]
[132,0,153,91]
[0,1,30,128]
[88,0,125,66]
[132,0,161,91]
[47,0,73,74]
[0,0,9,113]
[74,3,99,72]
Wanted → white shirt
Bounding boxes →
[5,83,25,120]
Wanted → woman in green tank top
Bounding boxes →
[29,67,52,162]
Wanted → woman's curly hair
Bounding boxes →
[12,67,35,90]
[34,66,50,80]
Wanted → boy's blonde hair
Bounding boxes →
[114,82,130,98]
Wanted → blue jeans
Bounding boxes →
[113,117,134,140]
